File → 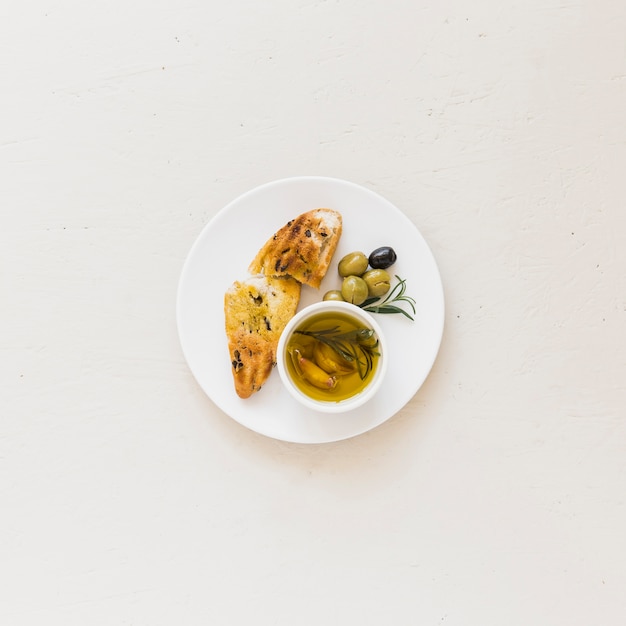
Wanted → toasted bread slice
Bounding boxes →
[224,274,301,399]
[248,208,342,289]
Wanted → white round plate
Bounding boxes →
[176,176,444,444]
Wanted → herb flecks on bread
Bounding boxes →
[224,275,301,399]
[248,208,343,289]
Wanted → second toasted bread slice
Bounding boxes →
[248,208,342,289]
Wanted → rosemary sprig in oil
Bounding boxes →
[294,326,379,380]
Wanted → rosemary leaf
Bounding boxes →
[360,296,380,307]
[363,304,415,320]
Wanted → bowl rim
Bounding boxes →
[276,300,388,414]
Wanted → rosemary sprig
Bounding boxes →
[360,275,416,321]
[294,326,379,380]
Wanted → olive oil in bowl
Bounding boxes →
[277,301,387,413]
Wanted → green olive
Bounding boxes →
[341,275,369,305]
[362,269,391,297]
[323,290,345,302]
[357,331,379,349]
[338,251,369,278]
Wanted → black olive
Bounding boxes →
[368,246,397,269]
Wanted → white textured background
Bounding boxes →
[2,1,625,624]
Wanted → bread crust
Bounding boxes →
[248,208,343,289]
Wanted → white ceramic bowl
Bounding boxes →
[276,300,388,413]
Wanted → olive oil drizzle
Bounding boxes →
[294,326,379,380]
